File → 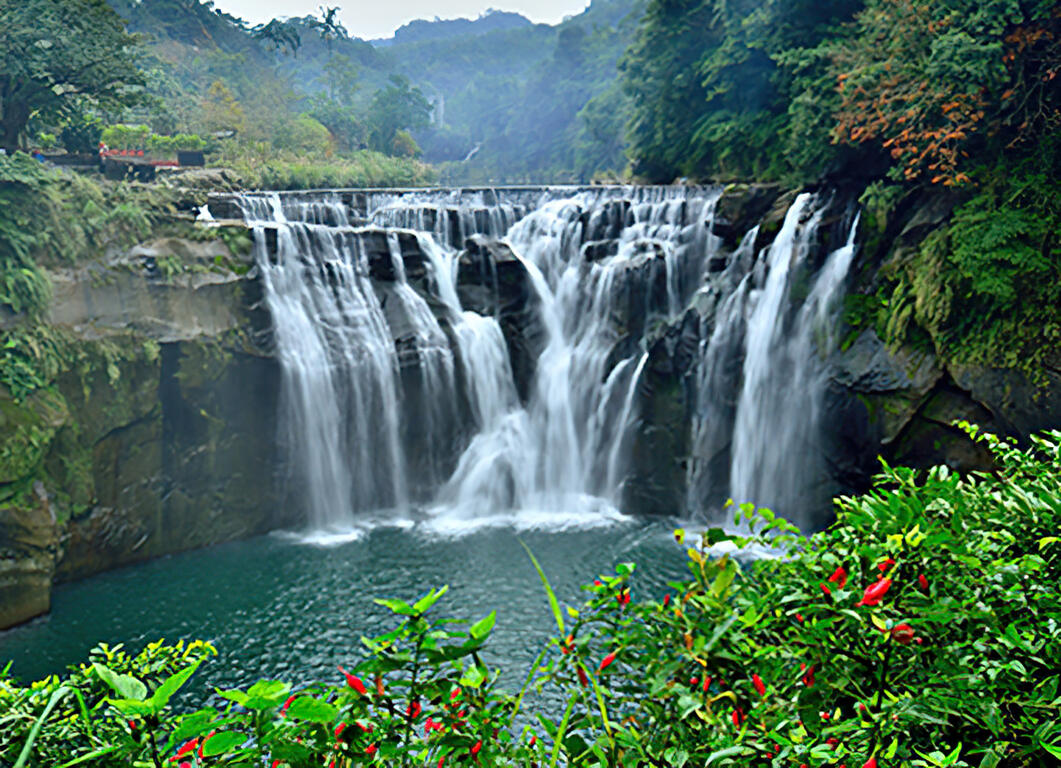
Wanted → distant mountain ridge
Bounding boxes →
[371,10,533,48]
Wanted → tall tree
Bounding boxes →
[367,75,431,154]
[0,0,144,152]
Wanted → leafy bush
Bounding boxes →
[212,142,437,190]
[535,425,1061,767]
[871,153,1060,376]
[146,133,207,156]
[101,124,151,151]
[2,427,1058,767]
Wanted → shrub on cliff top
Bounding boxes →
[2,426,1059,767]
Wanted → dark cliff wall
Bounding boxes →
[0,238,288,629]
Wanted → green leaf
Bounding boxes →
[285,697,339,723]
[149,661,200,710]
[92,663,147,702]
[14,687,71,768]
[1040,741,1061,760]
[217,689,249,706]
[469,611,496,640]
[374,597,418,615]
[459,664,486,689]
[706,746,754,765]
[105,698,157,717]
[412,585,449,614]
[246,680,290,700]
[57,746,122,767]
[521,540,565,637]
[199,730,245,757]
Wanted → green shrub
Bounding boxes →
[538,426,1061,767]
[876,160,1060,377]
[101,124,151,151]
[212,142,437,190]
[2,427,1058,767]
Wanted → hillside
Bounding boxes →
[101,0,637,182]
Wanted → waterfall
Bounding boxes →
[237,186,860,535]
[684,195,860,526]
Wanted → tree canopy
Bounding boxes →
[0,0,144,152]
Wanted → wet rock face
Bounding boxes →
[0,487,57,628]
[0,236,286,628]
[457,235,544,402]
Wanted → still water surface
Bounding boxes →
[0,519,687,700]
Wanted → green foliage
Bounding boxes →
[868,153,1060,376]
[273,113,334,155]
[530,426,1061,767]
[0,0,145,150]
[4,429,1060,766]
[621,0,861,182]
[0,592,539,767]
[216,144,437,190]
[366,75,432,154]
[58,113,104,154]
[145,133,206,155]
[101,124,151,150]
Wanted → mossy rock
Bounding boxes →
[0,389,69,485]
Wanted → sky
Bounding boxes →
[210,0,591,40]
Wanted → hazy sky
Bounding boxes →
[211,0,590,40]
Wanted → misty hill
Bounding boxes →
[371,10,533,48]
[102,0,637,183]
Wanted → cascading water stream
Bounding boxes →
[239,186,861,535]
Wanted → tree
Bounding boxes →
[319,54,360,106]
[367,75,432,155]
[201,80,245,136]
[0,0,145,152]
[832,0,1060,185]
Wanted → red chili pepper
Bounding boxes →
[577,666,590,687]
[280,694,297,716]
[663,594,671,608]
[890,623,915,645]
[877,557,895,573]
[174,738,199,759]
[918,573,929,591]
[198,731,216,759]
[407,701,422,719]
[365,743,377,755]
[339,666,368,696]
[599,652,617,672]
[855,577,892,607]
[863,758,878,768]
[702,675,711,692]
[820,583,832,597]
[471,740,482,755]
[530,734,537,746]
[334,723,346,739]
[752,673,766,697]
[802,664,815,687]
[827,565,848,588]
